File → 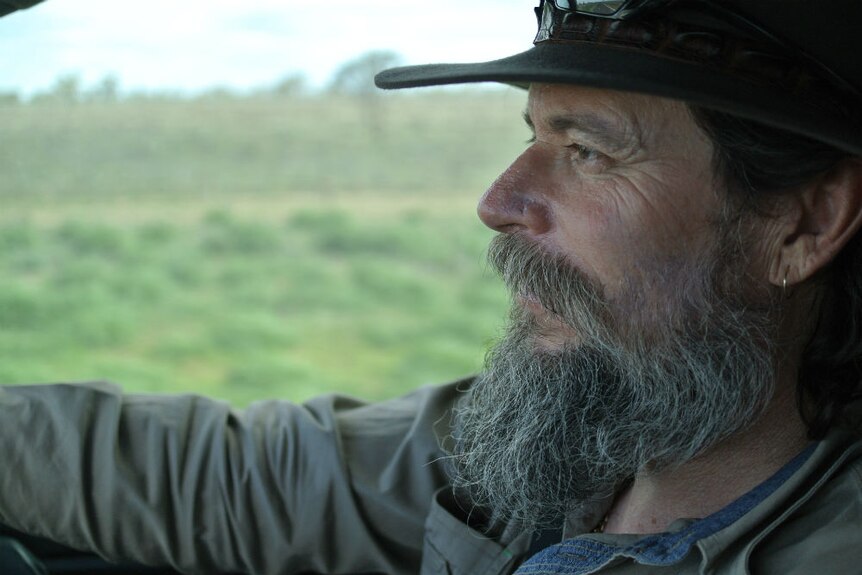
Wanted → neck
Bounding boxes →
[603,376,810,535]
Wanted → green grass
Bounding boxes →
[0,90,526,405]
[0,205,510,405]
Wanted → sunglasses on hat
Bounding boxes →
[545,0,664,18]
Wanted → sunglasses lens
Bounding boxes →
[575,1,628,15]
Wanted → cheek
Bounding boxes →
[550,183,639,290]
[550,173,719,291]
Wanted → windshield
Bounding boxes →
[0,0,532,406]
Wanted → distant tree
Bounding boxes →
[329,50,402,135]
[50,73,82,103]
[269,73,308,98]
[0,91,19,106]
[328,50,402,97]
[31,73,82,104]
[86,74,120,103]
[196,86,239,102]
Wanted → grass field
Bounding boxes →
[0,89,528,405]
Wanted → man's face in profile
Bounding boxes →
[453,84,780,528]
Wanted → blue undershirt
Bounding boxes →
[516,443,816,574]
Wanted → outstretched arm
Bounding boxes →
[0,381,461,574]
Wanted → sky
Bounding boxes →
[0,0,536,96]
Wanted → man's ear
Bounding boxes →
[771,158,862,287]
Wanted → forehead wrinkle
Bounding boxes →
[554,113,625,150]
[523,106,642,154]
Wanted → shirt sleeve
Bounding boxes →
[0,380,464,574]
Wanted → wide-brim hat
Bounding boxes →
[375,1,862,156]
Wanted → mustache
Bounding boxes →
[486,233,610,334]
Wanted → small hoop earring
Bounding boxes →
[783,270,790,299]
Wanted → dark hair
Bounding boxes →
[691,107,862,439]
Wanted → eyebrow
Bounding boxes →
[522,110,641,153]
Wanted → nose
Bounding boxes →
[477,148,552,235]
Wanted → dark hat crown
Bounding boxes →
[726,0,861,98]
[535,1,860,129]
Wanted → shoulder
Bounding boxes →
[749,434,862,574]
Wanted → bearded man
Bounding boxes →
[2,1,862,574]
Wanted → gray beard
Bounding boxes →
[451,232,778,530]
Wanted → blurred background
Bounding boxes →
[0,0,533,405]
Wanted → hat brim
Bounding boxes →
[375,42,862,156]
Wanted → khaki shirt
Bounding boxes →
[1,380,860,574]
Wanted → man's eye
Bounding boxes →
[567,144,610,173]
[568,143,601,162]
